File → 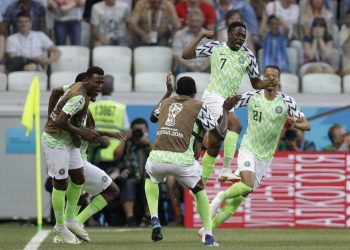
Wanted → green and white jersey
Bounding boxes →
[195,41,259,98]
[42,93,86,148]
[235,90,304,161]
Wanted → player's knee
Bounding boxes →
[53,178,68,190]
[103,183,120,203]
[190,179,204,194]
[71,176,84,185]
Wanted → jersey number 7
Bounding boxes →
[220,58,227,69]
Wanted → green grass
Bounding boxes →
[1,223,350,250]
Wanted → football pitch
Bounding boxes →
[1,223,350,250]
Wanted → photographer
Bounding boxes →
[109,118,152,226]
[279,128,316,151]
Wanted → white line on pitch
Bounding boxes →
[23,229,50,250]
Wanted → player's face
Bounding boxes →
[85,74,104,98]
[227,27,246,50]
[263,68,280,90]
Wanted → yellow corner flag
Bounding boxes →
[21,76,43,231]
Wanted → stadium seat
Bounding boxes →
[302,73,341,94]
[0,72,7,91]
[51,46,90,73]
[258,47,299,75]
[238,74,254,93]
[107,73,132,92]
[93,46,132,74]
[133,46,172,74]
[50,71,81,89]
[176,72,211,92]
[135,72,173,92]
[280,73,299,93]
[343,75,350,94]
[8,71,47,91]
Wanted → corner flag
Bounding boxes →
[21,76,43,231]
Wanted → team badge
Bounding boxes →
[102,176,108,182]
[238,56,245,64]
[244,161,250,167]
[275,106,283,114]
[59,169,65,175]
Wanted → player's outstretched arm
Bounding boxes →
[150,72,173,123]
[250,77,269,89]
[182,31,214,59]
[287,116,311,131]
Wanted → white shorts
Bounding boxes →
[234,149,271,190]
[82,160,112,196]
[202,90,225,120]
[145,159,201,189]
[42,140,83,180]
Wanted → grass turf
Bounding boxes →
[1,223,350,250]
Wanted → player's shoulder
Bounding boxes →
[243,89,262,97]
[240,45,256,58]
[278,91,297,103]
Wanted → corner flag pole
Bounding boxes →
[21,76,42,231]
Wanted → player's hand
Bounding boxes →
[201,31,215,39]
[223,95,242,111]
[166,71,174,94]
[112,132,126,141]
[79,127,100,142]
[287,116,297,128]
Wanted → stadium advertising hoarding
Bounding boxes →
[184,152,350,228]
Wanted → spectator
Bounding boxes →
[322,123,350,151]
[262,15,291,73]
[48,0,85,45]
[300,0,333,37]
[130,0,181,47]
[299,17,338,76]
[5,12,61,72]
[176,0,216,31]
[172,8,210,75]
[216,9,255,53]
[1,0,47,35]
[340,8,350,76]
[90,0,130,47]
[115,118,152,226]
[279,128,316,151]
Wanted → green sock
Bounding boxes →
[222,182,252,200]
[52,188,66,226]
[75,205,82,217]
[223,131,239,169]
[212,196,245,228]
[195,190,212,234]
[76,195,107,224]
[202,153,216,183]
[145,178,159,217]
[65,182,83,220]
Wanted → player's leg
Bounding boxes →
[42,140,80,244]
[144,159,166,242]
[218,112,242,182]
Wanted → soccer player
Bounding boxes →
[42,66,104,244]
[182,21,268,184]
[144,72,240,247]
[199,65,310,238]
[48,73,125,243]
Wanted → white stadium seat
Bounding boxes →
[106,73,132,92]
[343,75,350,94]
[302,73,341,94]
[280,73,299,93]
[176,72,211,92]
[134,46,172,74]
[50,71,81,89]
[8,71,47,91]
[51,46,90,73]
[135,72,173,92]
[0,72,7,91]
[93,46,132,74]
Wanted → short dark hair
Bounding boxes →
[264,65,281,76]
[176,76,197,96]
[225,10,241,26]
[16,11,31,20]
[267,15,279,24]
[328,123,342,143]
[131,117,148,129]
[227,21,246,33]
[75,72,86,83]
[101,74,114,95]
[86,66,104,78]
